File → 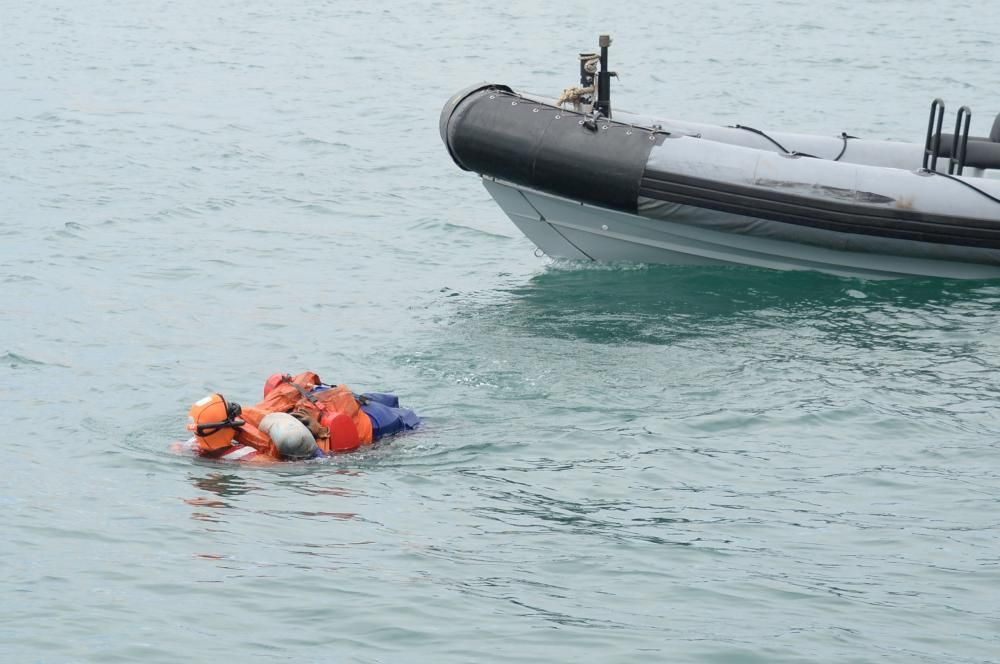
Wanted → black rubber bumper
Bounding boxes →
[440,84,664,213]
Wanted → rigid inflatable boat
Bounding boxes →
[440,37,1000,280]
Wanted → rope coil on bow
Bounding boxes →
[557,54,609,110]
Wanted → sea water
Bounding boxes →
[2,1,999,662]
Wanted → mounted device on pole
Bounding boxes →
[594,34,612,118]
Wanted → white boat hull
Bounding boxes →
[484,178,1000,280]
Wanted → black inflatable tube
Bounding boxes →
[440,85,664,213]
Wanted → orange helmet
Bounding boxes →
[187,393,244,453]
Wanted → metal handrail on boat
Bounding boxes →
[949,106,972,176]
[923,98,973,176]
[923,98,946,171]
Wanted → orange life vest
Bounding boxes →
[233,421,280,459]
[239,372,372,455]
[187,372,371,460]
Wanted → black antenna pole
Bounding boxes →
[595,34,612,118]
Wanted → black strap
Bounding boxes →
[290,382,318,404]
[196,417,244,436]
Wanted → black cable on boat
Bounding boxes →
[833,132,857,162]
[732,124,792,152]
[722,123,1000,206]
[731,124,863,161]
[731,124,819,159]
[925,170,1000,206]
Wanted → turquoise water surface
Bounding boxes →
[3,1,999,662]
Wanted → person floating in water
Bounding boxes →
[179,371,420,462]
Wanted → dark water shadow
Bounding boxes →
[474,262,1000,348]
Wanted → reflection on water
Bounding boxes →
[184,468,365,524]
[478,262,1000,350]
[184,473,251,523]
[189,472,259,498]
[418,262,1000,439]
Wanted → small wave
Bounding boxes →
[202,198,237,211]
[433,221,518,240]
[545,258,657,273]
[135,265,200,281]
[33,112,83,125]
[2,274,39,284]
[298,203,337,215]
[295,134,352,149]
[1,352,64,368]
[150,205,202,220]
[48,227,85,240]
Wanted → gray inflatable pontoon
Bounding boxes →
[440,40,1000,280]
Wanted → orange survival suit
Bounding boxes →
[194,372,373,461]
